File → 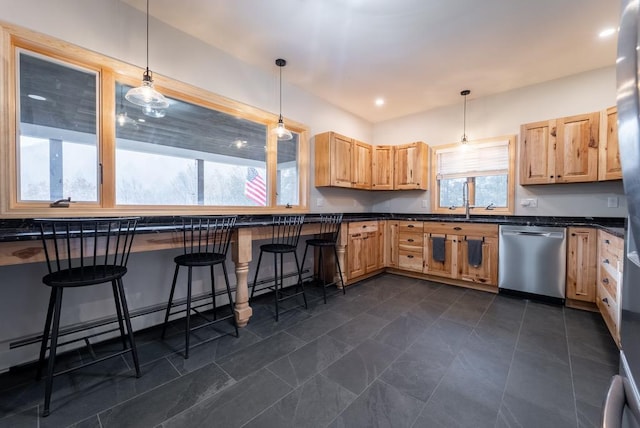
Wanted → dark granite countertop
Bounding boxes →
[0,213,626,243]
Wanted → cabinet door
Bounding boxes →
[423,233,457,278]
[385,221,399,268]
[347,233,365,278]
[520,120,556,185]
[555,112,599,183]
[372,145,394,190]
[332,134,354,187]
[364,231,379,273]
[352,140,372,189]
[599,106,622,181]
[457,236,498,286]
[566,227,597,302]
[394,142,428,190]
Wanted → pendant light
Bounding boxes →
[125,0,169,110]
[272,58,293,141]
[460,89,470,144]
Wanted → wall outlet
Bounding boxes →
[316,197,324,207]
[421,199,428,208]
[608,197,619,208]
[520,198,538,208]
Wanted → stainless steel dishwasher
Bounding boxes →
[498,225,567,302]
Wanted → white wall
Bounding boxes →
[372,66,627,217]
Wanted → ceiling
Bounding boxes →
[122,0,620,123]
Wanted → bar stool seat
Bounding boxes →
[161,216,239,359]
[250,215,307,321]
[35,217,141,418]
[301,214,345,304]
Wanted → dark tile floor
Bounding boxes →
[0,274,619,427]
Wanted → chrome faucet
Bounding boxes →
[448,181,494,219]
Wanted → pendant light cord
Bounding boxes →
[278,63,283,120]
[146,0,150,72]
[461,89,470,143]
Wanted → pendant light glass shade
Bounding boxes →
[125,0,169,111]
[272,58,293,141]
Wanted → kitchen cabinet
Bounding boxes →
[346,221,382,280]
[398,221,424,272]
[566,227,597,304]
[385,221,399,268]
[423,222,499,286]
[315,131,371,189]
[599,106,622,181]
[352,140,372,189]
[520,112,600,185]
[372,145,394,190]
[596,230,623,345]
[394,142,429,190]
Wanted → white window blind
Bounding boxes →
[436,139,509,180]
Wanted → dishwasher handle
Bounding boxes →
[501,230,565,239]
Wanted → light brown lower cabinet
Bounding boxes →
[346,221,383,281]
[566,227,597,303]
[423,222,499,287]
[596,230,623,346]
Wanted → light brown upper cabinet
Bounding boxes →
[372,145,394,190]
[520,112,600,185]
[394,142,429,190]
[316,133,428,191]
[599,106,622,181]
[315,131,371,189]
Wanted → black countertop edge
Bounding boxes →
[0,213,626,243]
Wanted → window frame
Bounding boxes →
[430,135,516,215]
[1,23,309,217]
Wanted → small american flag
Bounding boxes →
[245,167,267,206]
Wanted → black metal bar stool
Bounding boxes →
[300,214,346,303]
[161,216,238,359]
[35,217,141,417]
[250,215,307,321]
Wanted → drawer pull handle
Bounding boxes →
[407,255,414,259]
[605,239,610,244]
[454,227,462,231]
[604,258,610,264]
[408,225,414,228]
[363,225,367,228]
[602,278,609,284]
[408,239,414,242]
[352,233,361,238]
[603,297,609,306]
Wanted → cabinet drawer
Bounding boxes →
[348,221,378,235]
[597,278,619,339]
[424,222,499,238]
[599,236,624,274]
[599,263,619,301]
[398,250,423,272]
[399,232,424,251]
[399,221,423,233]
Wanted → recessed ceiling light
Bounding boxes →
[375,98,385,107]
[27,94,46,101]
[599,28,617,38]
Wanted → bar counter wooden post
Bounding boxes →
[232,228,253,327]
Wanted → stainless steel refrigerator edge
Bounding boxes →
[603,0,640,426]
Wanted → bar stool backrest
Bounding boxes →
[181,216,237,256]
[270,215,305,247]
[317,214,343,243]
[35,217,140,276]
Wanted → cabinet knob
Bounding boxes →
[604,258,610,264]
[550,176,554,178]
[407,255,414,259]
[408,238,414,242]
[602,278,609,284]
[605,239,610,244]
[557,175,562,178]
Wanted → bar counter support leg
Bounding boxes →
[232,228,253,327]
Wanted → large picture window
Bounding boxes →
[5,28,308,215]
[431,136,515,215]
[17,50,99,203]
